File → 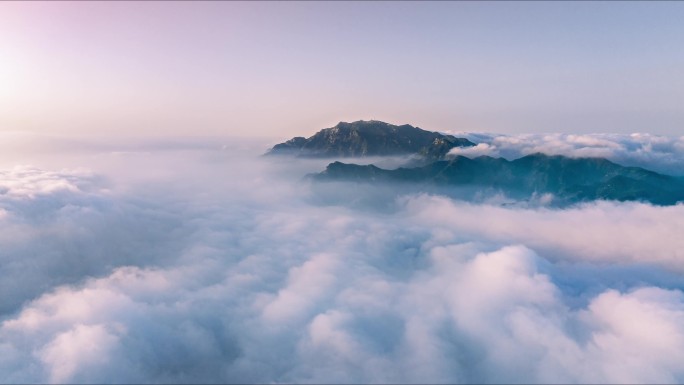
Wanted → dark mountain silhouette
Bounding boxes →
[266,120,475,160]
[311,153,684,205]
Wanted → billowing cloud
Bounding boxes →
[1,139,684,383]
[447,132,684,175]
[404,195,684,270]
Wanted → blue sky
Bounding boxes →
[2,1,683,138]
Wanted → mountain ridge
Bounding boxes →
[311,153,684,206]
[266,120,475,159]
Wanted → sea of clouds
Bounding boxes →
[448,132,684,175]
[1,133,684,383]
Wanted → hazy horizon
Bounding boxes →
[3,1,684,139]
[3,2,684,384]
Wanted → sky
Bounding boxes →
[4,3,684,382]
[2,1,684,140]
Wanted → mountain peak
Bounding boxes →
[267,120,474,159]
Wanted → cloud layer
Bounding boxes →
[0,140,684,383]
[448,132,684,175]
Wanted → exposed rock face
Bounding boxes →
[266,120,474,159]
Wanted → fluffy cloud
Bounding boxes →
[1,141,684,383]
[404,195,684,270]
[448,132,684,175]
[4,240,684,383]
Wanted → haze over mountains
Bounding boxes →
[7,1,684,383]
[269,120,684,206]
[3,128,684,383]
[314,154,684,206]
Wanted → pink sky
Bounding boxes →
[2,1,684,139]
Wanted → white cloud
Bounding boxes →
[39,324,121,384]
[404,195,684,270]
[447,142,497,157]
[453,132,684,175]
[261,253,341,324]
[0,141,683,383]
[4,237,684,383]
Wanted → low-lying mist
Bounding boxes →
[1,134,683,383]
[449,132,684,175]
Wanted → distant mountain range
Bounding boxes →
[267,120,684,206]
[312,153,684,205]
[266,120,475,159]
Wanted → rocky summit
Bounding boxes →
[266,120,475,159]
[268,120,684,206]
